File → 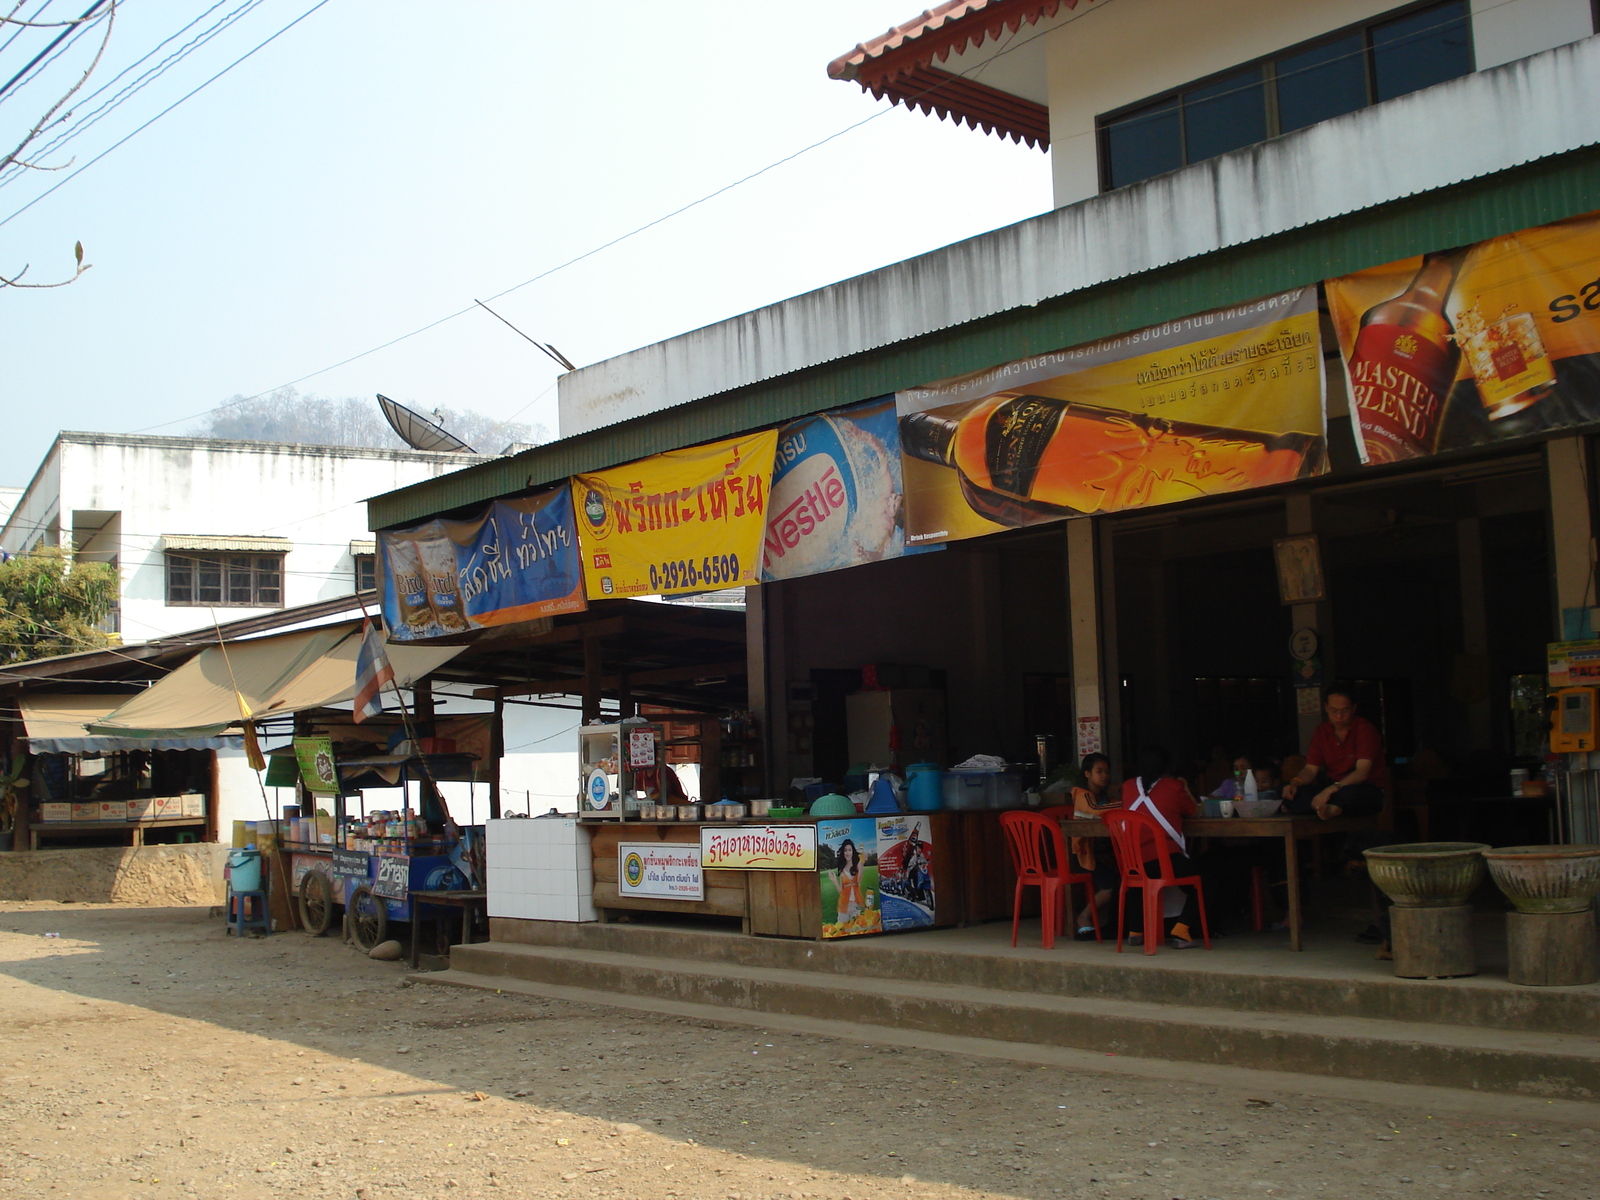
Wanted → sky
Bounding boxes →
[0,0,1054,482]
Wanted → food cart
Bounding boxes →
[281,751,484,957]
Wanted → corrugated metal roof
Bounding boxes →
[163,534,293,552]
[559,38,1600,439]
[367,144,1600,532]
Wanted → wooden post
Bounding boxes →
[582,634,602,723]
[1506,909,1600,986]
[412,675,435,740]
[1067,518,1103,772]
[1390,904,1476,978]
[488,696,504,820]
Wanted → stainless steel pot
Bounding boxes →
[673,804,703,822]
[747,799,773,818]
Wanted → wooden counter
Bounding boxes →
[587,822,751,930]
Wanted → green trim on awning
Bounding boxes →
[368,144,1600,531]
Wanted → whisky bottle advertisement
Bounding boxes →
[1326,209,1600,462]
[894,287,1327,545]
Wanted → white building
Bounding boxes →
[1,432,584,824]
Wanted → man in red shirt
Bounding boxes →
[1282,686,1388,819]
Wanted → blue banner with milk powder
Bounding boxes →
[761,396,940,582]
[380,487,586,642]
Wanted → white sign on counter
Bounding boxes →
[618,842,704,901]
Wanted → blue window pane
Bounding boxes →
[1104,97,1181,189]
[1182,67,1267,162]
[1372,0,1471,102]
[1276,33,1367,133]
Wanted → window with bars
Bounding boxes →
[165,552,284,607]
[354,553,377,594]
[1098,1,1472,192]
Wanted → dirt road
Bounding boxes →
[1,901,1595,1200]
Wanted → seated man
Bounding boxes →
[1281,686,1387,819]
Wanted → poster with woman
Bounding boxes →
[817,817,882,939]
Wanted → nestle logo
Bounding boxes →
[592,553,612,568]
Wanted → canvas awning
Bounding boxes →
[88,623,463,739]
[19,694,238,753]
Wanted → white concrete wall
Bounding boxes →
[1044,0,1594,206]
[14,434,474,643]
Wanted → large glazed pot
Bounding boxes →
[1482,845,1600,914]
[1363,842,1489,908]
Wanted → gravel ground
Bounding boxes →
[0,900,1595,1200]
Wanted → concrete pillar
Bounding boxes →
[1067,518,1104,771]
[1547,436,1597,636]
[745,583,770,793]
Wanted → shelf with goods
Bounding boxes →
[644,706,765,804]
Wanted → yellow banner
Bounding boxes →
[896,288,1326,545]
[1327,210,1600,464]
[572,430,778,597]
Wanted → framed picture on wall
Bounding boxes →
[1273,534,1325,605]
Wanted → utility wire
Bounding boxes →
[125,0,1120,436]
[0,0,259,189]
[0,0,105,108]
[0,0,330,230]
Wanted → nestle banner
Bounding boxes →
[380,488,586,642]
[761,396,940,581]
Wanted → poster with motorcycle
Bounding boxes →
[875,814,936,932]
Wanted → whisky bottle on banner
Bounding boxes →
[901,397,1320,525]
[1345,249,1468,462]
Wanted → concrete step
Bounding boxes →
[445,939,1600,1100]
[483,917,1600,1037]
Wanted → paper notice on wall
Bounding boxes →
[1076,716,1102,758]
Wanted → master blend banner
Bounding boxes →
[761,396,940,582]
[1326,210,1600,465]
[895,287,1326,545]
[380,488,586,642]
[572,429,779,598]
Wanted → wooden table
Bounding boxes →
[1058,814,1378,951]
[408,889,488,968]
[30,816,206,851]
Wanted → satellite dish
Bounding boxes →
[377,394,476,453]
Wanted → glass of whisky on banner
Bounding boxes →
[1327,210,1600,463]
[895,288,1327,545]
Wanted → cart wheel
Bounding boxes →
[348,885,389,953]
[298,871,335,937]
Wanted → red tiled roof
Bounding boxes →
[828,1,1087,149]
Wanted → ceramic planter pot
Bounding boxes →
[1363,842,1489,908]
[1482,845,1600,914]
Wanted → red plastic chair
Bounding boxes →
[1101,808,1211,955]
[999,810,1101,949]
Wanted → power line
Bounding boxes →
[124,0,1120,436]
[0,0,262,191]
[0,0,331,230]
[0,0,106,109]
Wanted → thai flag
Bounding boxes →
[353,620,395,724]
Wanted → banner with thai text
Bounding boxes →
[380,487,585,642]
[572,430,778,598]
[1326,211,1600,465]
[895,288,1326,545]
[761,396,939,581]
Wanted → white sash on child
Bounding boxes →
[1129,777,1186,855]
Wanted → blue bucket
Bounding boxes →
[227,848,262,893]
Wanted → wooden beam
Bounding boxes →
[481,658,749,701]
